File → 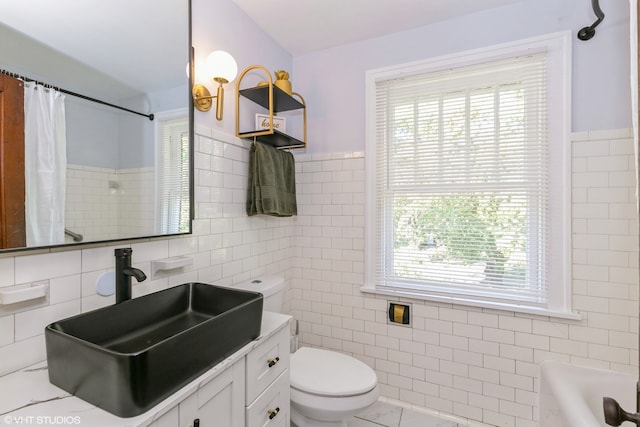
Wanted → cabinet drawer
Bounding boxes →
[246,326,289,403]
[245,370,290,427]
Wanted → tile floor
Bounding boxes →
[348,401,459,427]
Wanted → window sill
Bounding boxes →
[360,286,581,321]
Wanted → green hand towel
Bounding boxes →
[246,141,297,217]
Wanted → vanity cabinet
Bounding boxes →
[148,406,179,427]
[0,313,291,427]
[178,359,245,427]
[245,326,290,427]
[149,320,290,427]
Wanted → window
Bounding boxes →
[155,110,190,234]
[365,33,573,317]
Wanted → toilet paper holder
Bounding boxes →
[388,302,411,326]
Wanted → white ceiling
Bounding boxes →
[232,0,525,56]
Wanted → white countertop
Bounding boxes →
[0,311,291,427]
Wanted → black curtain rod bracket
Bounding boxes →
[577,0,605,41]
[0,69,154,121]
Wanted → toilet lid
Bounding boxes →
[290,347,377,397]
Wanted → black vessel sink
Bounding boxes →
[45,283,263,417]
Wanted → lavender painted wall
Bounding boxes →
[292,0,631,154]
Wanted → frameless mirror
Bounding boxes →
[0,0,193,252]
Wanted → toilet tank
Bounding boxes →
[233,276,284,313]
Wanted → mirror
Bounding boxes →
[0,0,193,252]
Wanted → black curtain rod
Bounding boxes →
[0,69,154,121]
[577,0,605,41]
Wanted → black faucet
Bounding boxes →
[604,393,640,426]
[114,248,147,304]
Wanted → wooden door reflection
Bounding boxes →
[0,74,26,248]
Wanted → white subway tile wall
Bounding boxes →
[0,133,294,377]
[65,164,155,242]
[117,167,155,238]
[289,129,638,427]
[65,164,119,242]
[0,128,637,427]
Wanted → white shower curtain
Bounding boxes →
[24,82,67,246]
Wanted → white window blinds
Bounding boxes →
[156,116,190,234]
[373,53,552,307]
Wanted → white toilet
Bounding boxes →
[233,277,379,427]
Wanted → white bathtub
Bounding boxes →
[539,360,637,427]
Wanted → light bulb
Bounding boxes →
[205,50,237,84]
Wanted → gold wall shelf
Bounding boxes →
[235,65,306,149]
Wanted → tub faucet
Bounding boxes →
[114,248,147,304]
[604,395,640,426]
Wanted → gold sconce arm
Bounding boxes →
[193,77,227,121]
[192,50,236,121]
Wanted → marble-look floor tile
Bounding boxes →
[348,416,387,427]
[354,401,402,426]
[399,408,457,427]
[351,400,458,427]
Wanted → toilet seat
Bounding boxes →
[290,347,377,397]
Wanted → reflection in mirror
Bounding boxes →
[0,0,192,251]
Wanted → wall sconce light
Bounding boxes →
[192,50,238,120]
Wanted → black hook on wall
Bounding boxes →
[577,0,605,41]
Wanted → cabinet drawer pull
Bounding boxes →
[267,407,280,420]
[267,357,280,368]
